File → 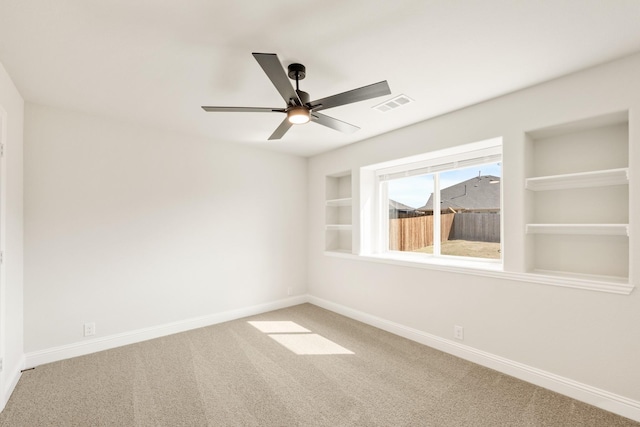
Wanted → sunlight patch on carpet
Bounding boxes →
[248,321,311,333]
[268,333,354,355]
[248,320,354,355]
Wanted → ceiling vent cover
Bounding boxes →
[373,94,414,113]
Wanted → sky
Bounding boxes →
[387,162,501,208]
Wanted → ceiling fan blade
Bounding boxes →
[310,81,391,112]
[202,106,285,113]
[268,118,294,140]
[252,53,302,106]
[311,112,360,134]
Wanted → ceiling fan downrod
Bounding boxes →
[286,63,311,124]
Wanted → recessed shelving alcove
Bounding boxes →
[325,171,353,254]
[524,111,630,284]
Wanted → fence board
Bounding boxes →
[389,213,455,251]
[389,212,498,250]
[450,212,500,243]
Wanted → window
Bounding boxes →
[361,138,502,266]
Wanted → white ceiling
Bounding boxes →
[1,1,640,157]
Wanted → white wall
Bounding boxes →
[307,53,640,407]
[0,61,24,410]
[24,104,307,353]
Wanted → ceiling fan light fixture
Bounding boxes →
[287,106,310,124]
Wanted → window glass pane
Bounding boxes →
[438,163,501,259]
[387,174,434,252]
[387,163,501,259]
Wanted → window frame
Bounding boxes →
[361,137,503,268]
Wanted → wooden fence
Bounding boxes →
[449,212,500,243]
[389,213,455,251]
[389,212,500,251]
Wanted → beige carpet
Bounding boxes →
[1,303,638,426]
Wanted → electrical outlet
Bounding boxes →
[84,322,96,337]
[454,325,464,340]
[287,287,293,296]
[0,358,3,372]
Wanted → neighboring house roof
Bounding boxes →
[389,200,416,212]
[418,175,500,212]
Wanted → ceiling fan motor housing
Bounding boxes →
[296,90,310,105]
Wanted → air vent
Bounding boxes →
[373,94,414,113]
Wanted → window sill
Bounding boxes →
[363,251,504,273]
[323,251,634,295]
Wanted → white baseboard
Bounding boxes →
[1,355,25,412]
[307,295,640,423]
[19,294,640,422]
[25,295,307,368]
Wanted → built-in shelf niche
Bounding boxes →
[525,111,629,283]
[325,171,353,253]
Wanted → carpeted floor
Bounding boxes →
[1,303,638,426]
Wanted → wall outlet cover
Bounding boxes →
[454,325,464,340]
[84,322,96,337]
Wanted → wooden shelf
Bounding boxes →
[526,223,629,236]
[525,168,628,191]
[326,197,352,207]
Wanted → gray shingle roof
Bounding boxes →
[418,175,500,212]
[389,200,415,211]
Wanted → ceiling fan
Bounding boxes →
[202,52,391,140]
